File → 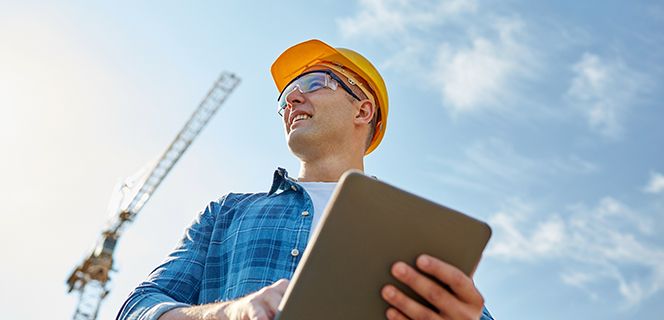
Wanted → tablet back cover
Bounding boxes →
[276,171,492,320]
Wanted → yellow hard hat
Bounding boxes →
[271,39,389,155]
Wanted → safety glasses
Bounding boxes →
[277,70,362,116]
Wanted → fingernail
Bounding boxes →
[393,262,406,276]
[383,286,395,298]
[418,255,430,267]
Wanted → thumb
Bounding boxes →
[270,279,290,294]
[262,279,290,314]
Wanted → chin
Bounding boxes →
[287,131,308,152]
[287,130,320,158]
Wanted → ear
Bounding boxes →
[354,99,375,126]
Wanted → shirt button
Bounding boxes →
[291,249,299,257]
[291,185,297,191]
[301,210,310,217]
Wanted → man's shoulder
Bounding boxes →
[197,191,278,223]
[224,190,272,199]
[207,191,273,212]
[214,191,266,205]
[205,167,296,213]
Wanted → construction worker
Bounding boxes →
[117,39,493,320]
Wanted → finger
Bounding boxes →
[249,307,271,320]
[261,293,282,315]
[381,284,442,320]
[385,307,409,320]
[416,255,484,306]
[263,279,290,312]
[390,261,459,315]
[270,279,290,294]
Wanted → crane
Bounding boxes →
[66,71,240,320]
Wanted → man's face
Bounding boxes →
[281,67,359,157]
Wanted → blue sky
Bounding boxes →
[1,1,663,319]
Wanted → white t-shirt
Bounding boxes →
[297,181,337,241]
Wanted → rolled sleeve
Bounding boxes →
[116,200,221,320]
[481,305,494,320]
[116,288,191,320]
[142,301,190,319]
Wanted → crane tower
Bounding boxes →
[66,72,240,320]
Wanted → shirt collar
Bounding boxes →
[267,167,380,196]
[268,167,299,196]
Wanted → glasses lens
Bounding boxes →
[276,72,332,116]
[298,73,327,92]
[278,86,297,116]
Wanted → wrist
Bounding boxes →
[211,301,232,320]
[160,301,232,320]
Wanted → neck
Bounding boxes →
[297,152,364,182]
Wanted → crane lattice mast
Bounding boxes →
[66,72,240,320]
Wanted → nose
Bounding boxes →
[285,87,305,108]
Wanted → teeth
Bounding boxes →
[293,114,311,123]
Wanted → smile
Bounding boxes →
[292,114,311,123]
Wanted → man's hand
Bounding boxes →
[160,279,289,320]
[381,255,484,320]
[222,279,289,320]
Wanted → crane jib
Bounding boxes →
[66,72,240,320]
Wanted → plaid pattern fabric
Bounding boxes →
[117,168,314,320]
[117,167,494,320]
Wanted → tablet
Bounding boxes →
[275,171,492,319]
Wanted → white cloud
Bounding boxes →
[567,53,645,139]
[487,196,664,308]
[489,207,567,260]
[644,172,664,194]
[338,0,477,40]
[338,0,407,40]
[433,18,533,113]
[338,0,536,115]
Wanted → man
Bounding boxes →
[117,39,493,320]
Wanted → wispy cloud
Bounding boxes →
[567,53,646,139]
[432,18,534,114]
[487,196,663,308]
[429,138,598,194]
[338,0,477,40]
[644,172,664,194]
[488,199,567,260]
[338,0,536,115]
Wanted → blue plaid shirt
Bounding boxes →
[117,168,493,320]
